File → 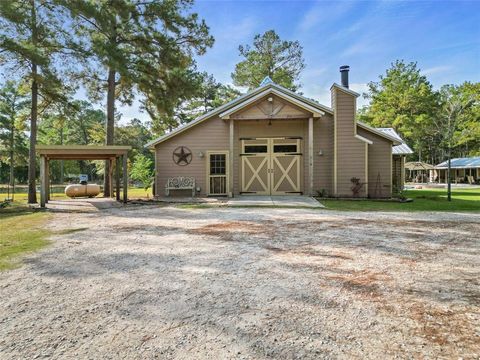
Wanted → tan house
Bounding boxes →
[146,66,409,198]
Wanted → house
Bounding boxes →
[146,66,410,198]
[435,157,480,184]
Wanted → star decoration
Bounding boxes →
[173,146,192,166]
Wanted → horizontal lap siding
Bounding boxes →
[358,128,393,198]
[334,90,367,197]
[313,114,334,195]
[154,117,229,196]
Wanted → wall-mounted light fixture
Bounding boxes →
[198,151,204,158]
[318,150,323,156]
[196,186,201,193]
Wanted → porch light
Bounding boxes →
[198,151,204,158]
[318,150,323,156]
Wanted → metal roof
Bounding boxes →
[376,128,414,155]
[435,157,480,169]
[145,80,334,148]
[405,161,435,170]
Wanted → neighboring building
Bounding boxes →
[377,128,413,192]
[146,67,409,198]
[435,157,480,184]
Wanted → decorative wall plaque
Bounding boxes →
[172,146,192,166]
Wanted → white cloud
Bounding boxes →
[421,66,452,76]
[217,16,257,41]
[298,2,355,32]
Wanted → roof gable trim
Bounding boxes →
[357,121,402,145]
[219,88,325,119]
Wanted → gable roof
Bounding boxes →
[145,80,333,148]
[376,128,414,155]
[219,87,325,119]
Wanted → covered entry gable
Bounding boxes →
[221,93,313,120]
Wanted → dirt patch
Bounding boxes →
[188,220,270,241]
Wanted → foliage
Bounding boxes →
[359,60,479,164]
[176,72,240,124]
[130,154,154,192]
[0,0,73,202]
[0,81,29,184]
[232,30,305,91]
[359,61,439,161]
[115,118,154,160]
[437,83,480,155]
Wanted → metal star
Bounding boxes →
[173,146,192,165]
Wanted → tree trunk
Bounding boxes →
[447,147,452,202]
[59,125,64,184]
[9,114,15,201]
[28,0,38,203]
[103,68,116,197]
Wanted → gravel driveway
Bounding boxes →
[1,201,479,359]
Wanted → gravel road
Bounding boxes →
[1,201,479,359]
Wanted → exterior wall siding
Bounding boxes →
[154,116,229,196]
[358,128,393,198]
[332,88,367,197]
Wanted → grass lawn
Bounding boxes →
[321,188,480,212]
[0,205,52,271]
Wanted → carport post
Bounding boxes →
[116,156,120,201]
[123,154,128,203]
[108,158,114,198]
[45,159,50,202]
[40,155,46,208]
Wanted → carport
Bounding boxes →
[36,145,131,208]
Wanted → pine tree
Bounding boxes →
[232,30,305,91]
[60,0,214,196]
[0,0,70,203]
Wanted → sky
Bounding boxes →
[118,0,480,123]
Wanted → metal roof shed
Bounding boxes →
[36,145,131,208]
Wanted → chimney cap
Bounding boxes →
[339,65,350,71]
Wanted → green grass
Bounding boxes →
[321,188,480,212]
[0,205,52,271]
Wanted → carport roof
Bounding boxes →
[36,145,131,160]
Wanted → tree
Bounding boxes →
[130,154,154,196]
[38,100,105,182]
[436,85,476,201]
[60,0,213,196]
[359,60,440,162]
[115,118,154,162]
[0,81,29,199]
[445,82,480,157]
[0,0,70,203]
[232,30,305,91]
[177,72,240,124]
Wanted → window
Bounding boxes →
[210,154,226,175]
[244,145,268,154]
[274,144,297,153]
